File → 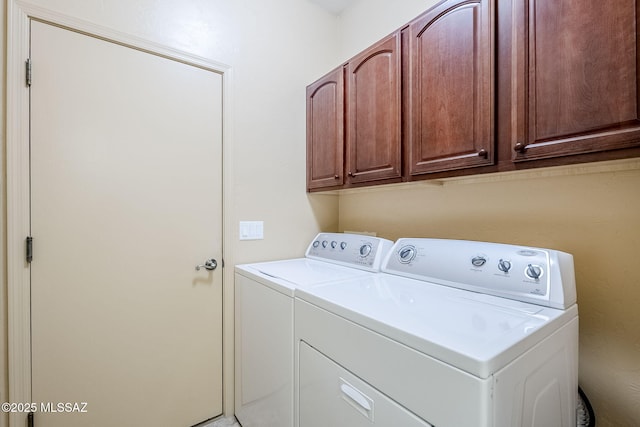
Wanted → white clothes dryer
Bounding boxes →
[295,238,579,427]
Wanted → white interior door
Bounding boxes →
[29,20,223,426]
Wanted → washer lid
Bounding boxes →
[236,258,371,296]
[295,273,578,378]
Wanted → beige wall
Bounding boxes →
[2,0,638,426]
[338,162,640,427]
[0,0,6,423]
[4,0,341,263]
[0,0,341,424]
[338,0,436,60]
[0,0,341,270]
[336,3,640,425]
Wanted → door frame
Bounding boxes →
[5,1,236,425]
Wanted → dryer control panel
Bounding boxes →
[306,233,393,272]
[383,238,576,309]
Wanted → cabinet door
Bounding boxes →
[408,0,494,175]
[307,67,344,190]
[346,33,402,184]
[511,0,640,161]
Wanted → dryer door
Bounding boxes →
[298,341,432,427]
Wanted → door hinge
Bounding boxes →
[27,411,34,427]
[26,58,32,87]
[26,236,33,263]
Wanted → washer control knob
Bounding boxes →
[331,241,337,249]
[498,259,512,273]
[526,264,543,280]
[471,256,487,267]
[359,243,372,258]
[340,242,347,250]
[398,245,417,264]
[312,241,320,248]
[322,240,328,248]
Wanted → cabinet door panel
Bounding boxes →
[307,67,344,190]
[409,0,494,175]
[346,33,402,184]
[513,0,640,161]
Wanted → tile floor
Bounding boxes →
[201,415,241,427]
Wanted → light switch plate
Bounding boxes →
[239,221,264,240]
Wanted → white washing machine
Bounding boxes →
[295,238,579,427]
[234,233,393,427]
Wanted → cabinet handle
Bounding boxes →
[334,175,340,179]
[348,171,354,177]
[477,148,488,158]
[514,142,527,153]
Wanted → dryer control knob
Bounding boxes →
[340,242,347,250]
[471,256,487,267]
[526,264,543,280]
[398,245,417,264]
[359,243,372,258]
[331,241,337,249]
[498,259,512,273]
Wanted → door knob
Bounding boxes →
[195,258,217,271]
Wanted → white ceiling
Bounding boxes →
[308,0,358,15]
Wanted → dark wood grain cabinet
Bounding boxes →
[407,0,494,175]
[346,33,402,184]
[509,0,640,162]
[306,34,402,191]
[306,0,640,192]
[306,67,344,190]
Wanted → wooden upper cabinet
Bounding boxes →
[511,0,640,161]
[345,32,402,184]
[408,0,494,175]
[306,67,344,191]
[307,0,640,192]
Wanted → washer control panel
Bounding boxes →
[306,233,393,271]
[383,238,576,309]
